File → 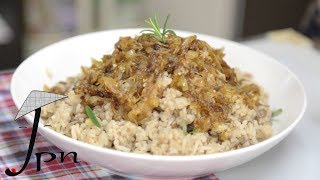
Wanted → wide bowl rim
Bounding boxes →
[11,28,307,161]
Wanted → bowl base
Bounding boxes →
[106,169,217,179]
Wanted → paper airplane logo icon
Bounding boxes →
[14,90,67,120]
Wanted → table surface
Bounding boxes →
[218,38,320,180]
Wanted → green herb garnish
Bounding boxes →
[181,119,187,135]
[85,106,101,128]
[272,108,283,117]
[140,14,176,43]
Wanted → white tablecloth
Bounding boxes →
[217,39,320,180]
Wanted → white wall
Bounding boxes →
[98,0,245,40]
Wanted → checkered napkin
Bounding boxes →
[0,71,218,180]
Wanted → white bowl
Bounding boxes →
[11,29,307,178]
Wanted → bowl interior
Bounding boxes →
[11,29,305,139]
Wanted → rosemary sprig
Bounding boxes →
[140,14,176,43]
[85,106,101,128]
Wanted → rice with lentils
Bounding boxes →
[41,34,272,155]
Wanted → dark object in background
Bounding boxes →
[243,0,312,37]
[300,1,320,48]
[0,0,23,70]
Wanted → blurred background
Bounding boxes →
[0,0,319,70]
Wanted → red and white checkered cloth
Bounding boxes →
[0,71,219,180]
